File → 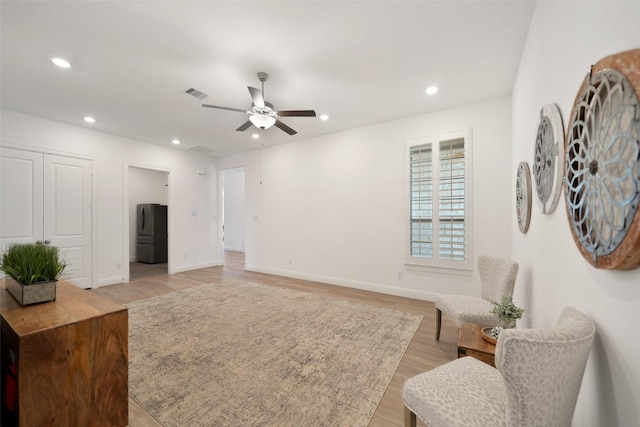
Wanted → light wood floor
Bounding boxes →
[129,261,168,281]
[91,251,459,427]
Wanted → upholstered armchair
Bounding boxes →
[435,255,519,340]
[403,306,596,427]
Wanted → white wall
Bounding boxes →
[0,109,221,286]
[512,2,640,425]
[219,96,513,300]
[222,167,245,252]
[128,167,168,261]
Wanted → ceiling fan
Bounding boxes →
[202,72,316,135]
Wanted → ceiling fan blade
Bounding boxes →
[202,104,248,113]
[274,120,297,135]
[248,86,265,108]
[236,120,252,132]
[277,110,317,117]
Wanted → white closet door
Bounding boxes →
[0,147,44,249]
[43,154,92,288]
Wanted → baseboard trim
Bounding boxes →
[97,276,125,287]
[245,265,438,302]
[173,260,223,274]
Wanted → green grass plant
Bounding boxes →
[0,243,66,285]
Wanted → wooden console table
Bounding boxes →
[457,322,496,366]
[0,279,128,426]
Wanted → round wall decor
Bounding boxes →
[516,161,532,234]
[533,104,564,214]
[565,49,640,269]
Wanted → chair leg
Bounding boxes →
[404,406,417,427]
[435,307,442,341]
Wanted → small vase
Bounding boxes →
[499,319,516,329]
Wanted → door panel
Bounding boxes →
[44,155,92,288]
[57,246,85,282]
[0,148,44,248]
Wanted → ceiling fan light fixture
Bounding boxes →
[249,114,276,129]
[202,72,314,136]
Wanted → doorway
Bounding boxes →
[128,167,169,281]
[222,167,245,265]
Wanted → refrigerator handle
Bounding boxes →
[141,206,145,231]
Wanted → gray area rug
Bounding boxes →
[126,279,422,426]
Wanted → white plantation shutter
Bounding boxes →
[409,144,433,258]
[438,138,465,261]
[407,131,471,270]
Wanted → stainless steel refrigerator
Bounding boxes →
[136,204,167,264]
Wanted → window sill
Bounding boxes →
[404,262,473,276]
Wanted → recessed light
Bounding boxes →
[52,57,71,68]
[320,114,329,121]
[83,116,96,123]
[171,139,181,145]
[426,86,438,95]
[252,134,260,139]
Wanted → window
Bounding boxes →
[407,130,471,270]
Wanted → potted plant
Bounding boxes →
[491,295,525,329]
[0,242,66,305]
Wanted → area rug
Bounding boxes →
[126,279,422,427]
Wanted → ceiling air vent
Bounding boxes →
[188,145,214,154]
[185,88,208,99]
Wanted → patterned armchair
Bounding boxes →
[435,255,519,340]
[402,306,596,427]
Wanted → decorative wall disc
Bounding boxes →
[533,104,564,214]
[516,161,532,234]
[565,49,640,269]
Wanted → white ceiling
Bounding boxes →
[1,1,535,158]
